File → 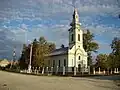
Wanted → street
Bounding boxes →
[0,71,119,90]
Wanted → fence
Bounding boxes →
[20,66,120,76]
[91,67,120,75]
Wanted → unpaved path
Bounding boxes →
[0,71,119,90]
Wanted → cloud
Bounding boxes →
[95,40,112,54]
[10,24,69,47]
[0,0,120,59]
[0,0,119,21]
[0,28,23,59]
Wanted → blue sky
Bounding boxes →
[0,0,120,60]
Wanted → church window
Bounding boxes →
[59,60,60,67]
[71,34,74,41]
[79,56,80,60]
[78,34,80,41]
[48,60,50,66]
[64,59,66,66]
[72,67,74,72]
[53,60,55,67]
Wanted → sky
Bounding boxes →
[0,0,120,60]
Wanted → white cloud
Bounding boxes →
[85,24,120,38]
[0,28,23,59]
[20,24,28,30]
[0,0,119,21]
[0,0,120,59]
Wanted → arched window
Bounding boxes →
[53,60,55,67]
[79,56,80,60]
[48,60,50,66]
[59,60,60,67]
[71,34,74,41]
[64,59,66,66]
[78,34,80,41]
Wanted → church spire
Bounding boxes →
[70,8,80,26]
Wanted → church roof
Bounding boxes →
[48,47,68,56]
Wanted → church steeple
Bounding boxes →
[69,8,83,48]
[70,8,80,27]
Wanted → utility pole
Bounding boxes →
[10,46,16,69]
[28,43,33,73]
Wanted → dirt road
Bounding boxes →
[0,71,119,90]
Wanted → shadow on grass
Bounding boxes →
[86,75,120,80]
[1,69,120,79]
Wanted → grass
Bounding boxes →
[1,69,120,78]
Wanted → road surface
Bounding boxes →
[0,71,119,90]
[88,75,120,80]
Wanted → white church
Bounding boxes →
[45,8,88,74]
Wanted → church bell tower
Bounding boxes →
[69,8,83,49]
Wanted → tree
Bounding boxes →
[32,39,39,67]
[19,44,29,69]
[32,37,56,67]
[48,42,56,53]
[95,54,108,69]
[107,53,116,69]
[19,36,56,68]
[61,44,65,48]
[110,37,120,68]
[95,37,120,70]
[83,29,99,66]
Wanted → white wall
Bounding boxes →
[68,43,88,71]
[45,54,68,67]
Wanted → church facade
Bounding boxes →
[45,8,88,73]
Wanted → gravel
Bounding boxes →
[0,71,119,90]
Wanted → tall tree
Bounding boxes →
[32,38,39,67]
[107,53,116,69]
[33,37,56,67]
[95,54,108,69]
[48,42,56,53]
[83,29,99,66]
[110,37,120,68]
[19,37,56,68]
[19,44,29,69]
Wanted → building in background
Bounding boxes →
[0,59,10,67]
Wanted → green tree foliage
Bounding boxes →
[19,37,56,69]
[32,39,39,67]
[19,44,29,69]
[95,37,120,69]
[110,37,120,68]
[95,54,108,69]
[107,53,116,69]
[83,29,99,66]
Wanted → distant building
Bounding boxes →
[0,59,10,67]
[45,8,88,73]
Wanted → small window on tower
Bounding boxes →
[79,56,80,60]
[71,34,74,41]
[78,34,80,41]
